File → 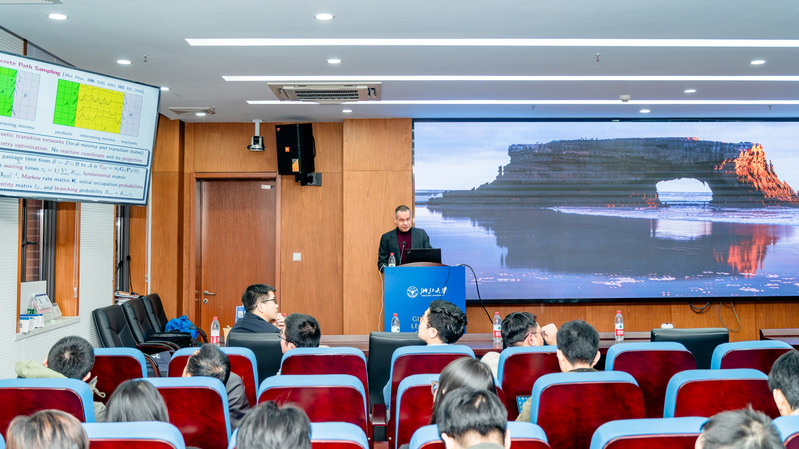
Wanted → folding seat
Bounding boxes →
[168,346,259,407]
[142,293,207,342]
[774,415,799,449]
[122,297,195,348]
[650,328,729,369]
[710,340,793,373]
[311,422,370,449]
[663,368,779,418]
[497,346,560,420]
[408,421,551,449]
[258,374,369,442]
[93,347,149,404]
[589,417,706,449]
[280,347,368,397]
[529,371,645,449]
[390,374,437,449]
[0,378,95,438]
[83,421,186,449]
[226,332,283,384]
[144,377,230,449]
[605,342,695,418]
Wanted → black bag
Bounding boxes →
[148,331,196,348]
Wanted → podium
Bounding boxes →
[383,264,466,332]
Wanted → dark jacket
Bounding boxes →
[377,227,432,271]
[229,312,279,334]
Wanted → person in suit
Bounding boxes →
[377,205,432,271]
[230,284,284,334]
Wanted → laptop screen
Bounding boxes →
[404,248,442,264]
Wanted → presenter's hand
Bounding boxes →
[541,323,558,346]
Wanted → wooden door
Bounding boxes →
[198,178,277,332]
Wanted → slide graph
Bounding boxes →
[0,67,40,120]
[53,79,142,136]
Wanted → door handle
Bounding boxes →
[203,290,217,296]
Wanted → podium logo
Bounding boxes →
[406,286,419,298]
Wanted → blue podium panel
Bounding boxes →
[384,266,466,332]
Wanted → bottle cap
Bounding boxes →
[393,313,398,316]
[390,252,394,255]
[616,310,621,314]
[213,316,218,320]
[495,311,500,315]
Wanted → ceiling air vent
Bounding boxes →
[268,83,381,103]
[168,106,215,115]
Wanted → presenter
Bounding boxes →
[377,205,432,271]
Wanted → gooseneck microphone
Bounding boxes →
[400,242,406,265]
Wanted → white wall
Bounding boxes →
[0,198,114,378]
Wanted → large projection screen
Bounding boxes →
[413,120,799,302]
[0,51,160,205]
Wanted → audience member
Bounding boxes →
[516,319,600,421]
[434,388,510,449]
[15,335,106,420]
[695,407,783,449]
[230,284,284,333]
[280,313,321,353]
[432,358,497,424]
[768,349,799,416]
[480,312,558,377]
[418,299,467,345]
[182,344,250,429]
[236,400,311,449]
[103,379,169,423]
[7,409,89,449]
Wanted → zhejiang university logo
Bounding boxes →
[406,286,419,298]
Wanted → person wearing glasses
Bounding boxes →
[480,312,558,378]
[279,313,321,353]
[230,284,284,334]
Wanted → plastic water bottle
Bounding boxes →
[210,316,220,345]
[614,310,624,343]
[388,253,396,267]
[391,313,400,332]
[492,312,502,346]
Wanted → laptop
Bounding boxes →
[403,248,442,264]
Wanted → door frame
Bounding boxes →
[189,172,281,327]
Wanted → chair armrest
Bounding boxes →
[136,342,177,355]
[144,339,181,351]
[143,353,162,377]
[371,404,386,426]
[196,328,208,343]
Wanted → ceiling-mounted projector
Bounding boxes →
[248,120,264,151]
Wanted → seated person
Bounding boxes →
[480,311,558,377]
[15,335,106,420]
[236,400,311,449]
[516,319,600,421]
[432,358,497,424]
[230,284,284,334]
[280,313,321,353]
[182,344,250,429]
[7,409,89,449]
[768,349,799,416]
[435,388,510,449]
[695,407,783,449]
[103,379,169,422]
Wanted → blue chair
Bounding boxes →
[392,374,438,449]
[93,347,148,403]
[589,417,707,449]
[710,340,793,373]
[0,378,95,438]
[774,415,799,449]
[83,421,186,449]
[144,376,230,449]
[663,368,779,418]
[408,422,550,449]
[312,422,370,449]
[497,346,560,420]
[280,347,368,394]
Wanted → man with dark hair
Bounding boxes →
[183,344,250,429]
[695,407,783,449]
[418,299,468,345]
[480,312,558,377]
[435,387,510,449]
[516,320,600,422]
[236,400,311,449]
[280,313,321,353]
[768,349,799,416]
[230,283,284,334]
[15,335,106,420]
[377,204,433,271]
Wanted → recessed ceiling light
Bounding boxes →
[48,13,67,20]
[342,109,352,113]
[160,86,170,91]
[314,13,334,21]
[327,58,342,64]
[640,109,651,113]
[195,112,206,117]
[684,89,696,93]
[116,59,132,65]
[751,59,766,65]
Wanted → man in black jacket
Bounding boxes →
[230,284,283,334]
[377,205,432,271]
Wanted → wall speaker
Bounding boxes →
[275,123,315,175]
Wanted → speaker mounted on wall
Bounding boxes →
[275,123,321,186]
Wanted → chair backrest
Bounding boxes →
[408,422,551,449]
[650,328,729,369]
[774,415,799,449]
[168,347,259,407]
[258,374,369,440]
[143,377,230,449]
[83,421,186,449]
[143,293,170,332]
[93,304,139,348]
[386,345,474,411]
[710,340,794,373]
[605,342,696,418]
[93,348,148,404]
[663,368,780,418]
[226,332,283,384]
[589,417,706,449]
[497,346,560,420]
[392,374,437,449]
[280,347,368,397]
[311,422,370,449]
[367,332,426,406]
[122,297,158,344]
[0,378,95,438]
[530,371,645,449]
